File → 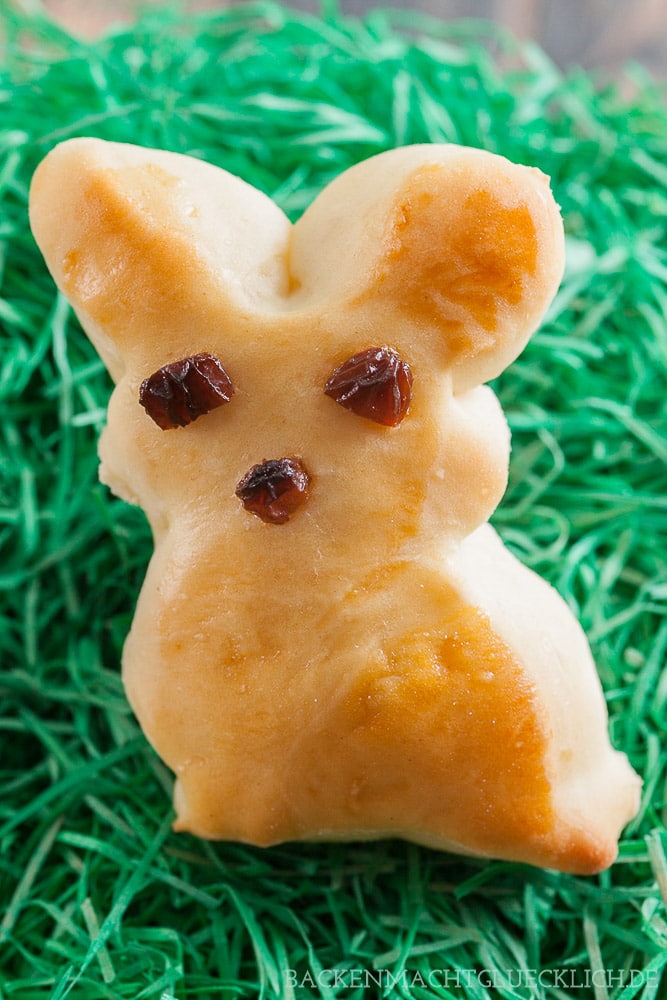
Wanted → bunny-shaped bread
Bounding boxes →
[30,139,640,873]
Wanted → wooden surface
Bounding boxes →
[41,0,667,76]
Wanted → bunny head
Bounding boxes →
[30,140,639,873]
[29,140,563,559]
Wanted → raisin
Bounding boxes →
[139,353,234,430]
[235,457,310,524]
[324,346,413,426]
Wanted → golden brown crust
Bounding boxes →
[377,174,539,355]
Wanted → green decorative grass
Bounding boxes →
[1,2,666,997]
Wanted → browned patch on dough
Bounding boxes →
[284,596,554,862]
[371,166,538,360]
[346,608,553,851]
[60,164,212,342]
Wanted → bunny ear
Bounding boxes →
[29,138,292,381]
[290,145,565,391]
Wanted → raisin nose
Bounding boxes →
[235,457,310,524]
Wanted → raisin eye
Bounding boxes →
[139,352,234,430]
[324,346,413,427]
[235,457,310,524]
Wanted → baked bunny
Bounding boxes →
[30,139,640,873]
